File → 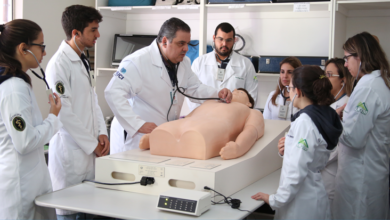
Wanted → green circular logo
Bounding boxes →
[56,82,65,94]
[12,117,26,132]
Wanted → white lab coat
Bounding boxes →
[263,90,299,121]
[269,113,331,219]
[105,40,217,152]
[46,41,107,215]
[321,94,348,217]
[333,70,390,219]
[0,77,62,219]
[187,50,258,112]
[110,116,125,154]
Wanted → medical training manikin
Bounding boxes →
[139,88,264,160]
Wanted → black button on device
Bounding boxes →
[158,196,197,213]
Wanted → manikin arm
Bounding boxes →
[220,110,264,160]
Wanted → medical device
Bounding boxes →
[26,50,54,99]
[112,34,156,66]
[159,43,226,121]
[157,188,211,216]
[94,120,290,205]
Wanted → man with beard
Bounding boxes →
[188,22,258,112]
[105,18,232,154]
[46,5,109,220]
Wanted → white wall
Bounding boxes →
[15,0,95,118]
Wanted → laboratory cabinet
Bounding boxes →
[93,0,390,116]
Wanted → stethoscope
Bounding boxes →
[277,77,290,105]
[158,42,225,121]
[26,50,50,90]
[74,34,93,86]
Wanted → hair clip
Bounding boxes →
[319,75,327,79]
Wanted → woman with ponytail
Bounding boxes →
[0,20,62,219]
[333,32,390,219]
[251,65,342,219]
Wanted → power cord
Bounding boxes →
[83,176,155,186]
[204,186,251,212]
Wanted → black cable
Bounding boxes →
[204,186,249,212]
[83,179,140,185]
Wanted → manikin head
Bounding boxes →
[62,5,102,52]
[213,23,235,58]
[231,88,254,108]
[157,17,191,64]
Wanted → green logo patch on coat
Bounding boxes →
[12,116,26,132]
[56,82,65,94]
[297,138,309,151]
[355,102,368,115]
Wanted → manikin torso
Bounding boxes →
[140,90,264,160]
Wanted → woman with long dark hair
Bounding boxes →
[252,65,342,219]
[0,19,62,219]
[263,57,302,120]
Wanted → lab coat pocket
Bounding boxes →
[71,149,92,175]
[19,150,39,176]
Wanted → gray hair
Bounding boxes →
[157,17,191,43]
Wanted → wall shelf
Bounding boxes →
[337,0,390,10]
[206,2,330,13]
[94,0,390,115]
[98,5,200,14]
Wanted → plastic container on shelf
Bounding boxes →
[108,0,157,6]
[208,0,270,4]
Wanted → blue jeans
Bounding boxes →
[57,213,95,220]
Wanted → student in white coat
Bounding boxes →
[263,57,301,121]
[333,32,390,219]
[46,5,109,220]
[252,65,343,219]
[188,22,258,112]
[267,57,302,158]
[105,18,232,152]
[320,58,353,217]
[0,19,62,219]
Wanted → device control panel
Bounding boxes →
[158,196,197,213]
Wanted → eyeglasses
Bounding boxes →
[343,54,355,63]
[215,37,234,44]
[326,72,340,78]
[30,43,46,53]
[285,85,295,93]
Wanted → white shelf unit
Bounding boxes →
[332,0,390,58]
[98,0,390,116]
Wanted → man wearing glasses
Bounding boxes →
[188,22,258,112]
